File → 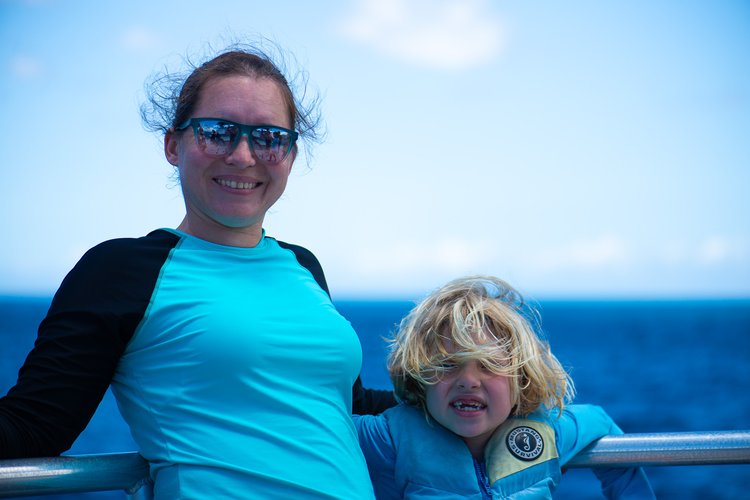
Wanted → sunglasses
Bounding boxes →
[176,118,298,164]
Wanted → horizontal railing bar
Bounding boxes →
[0,452,150,498]
[1,431,748,497]
[567,430,750,468]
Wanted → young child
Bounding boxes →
[354,276,655,499]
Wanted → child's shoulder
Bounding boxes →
[382,402,423,422]
[483,412,562,490]
[489,412,558,461]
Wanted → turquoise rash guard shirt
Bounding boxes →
[0,229,379,499]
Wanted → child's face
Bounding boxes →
[424,359,513,459]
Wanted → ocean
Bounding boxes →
[1,296,749,499]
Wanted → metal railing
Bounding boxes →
[0,452,151,499]
[565,430,750,468]
[1,430,749,498]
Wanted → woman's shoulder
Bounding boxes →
[271,238,320,265]
[270,238,329,295]
[86,229,180,255]
[55,230,180,301]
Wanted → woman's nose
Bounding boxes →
[225,136,257,167]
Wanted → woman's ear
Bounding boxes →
[164,129,179,166]
[289,143,298,167]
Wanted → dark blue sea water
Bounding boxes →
[1,296,749,499]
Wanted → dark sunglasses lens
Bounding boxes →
[196,120,238,156]
[250,127,293,163]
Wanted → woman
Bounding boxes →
[0,44,394,498]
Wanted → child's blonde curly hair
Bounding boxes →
[387,276,574,417]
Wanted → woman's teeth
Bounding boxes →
[217,179,258,190]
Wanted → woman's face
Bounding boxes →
[165,75,295,246]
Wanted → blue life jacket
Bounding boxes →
[384,404,561,499]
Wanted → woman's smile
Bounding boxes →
[214,177,261,191]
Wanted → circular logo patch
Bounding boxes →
[506,426,544,461]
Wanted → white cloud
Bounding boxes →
[433,238,489,270]
[654,236,747,267]
[531,235,631,272]
[350,237,494,275]
[10,56,44,79]
[324,237,499,297]
[697,236,744,265]
[338,0,504,70]
[120,26,161,51]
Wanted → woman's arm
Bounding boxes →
[0,305,123,457]
[0,233,175,457]
[352,377,397,415]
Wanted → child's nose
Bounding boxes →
[456,365,481,389]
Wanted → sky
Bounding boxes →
[1,0,748,300]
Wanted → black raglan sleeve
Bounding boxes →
[277,240,397,415]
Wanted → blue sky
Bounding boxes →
[1,0,748,299]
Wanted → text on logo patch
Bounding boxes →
[506,426,544,461]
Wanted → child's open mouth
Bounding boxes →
[451,400,486,412]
